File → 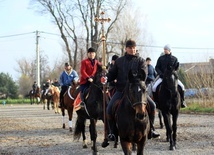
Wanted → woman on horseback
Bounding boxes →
[59,63,79,108]
[152,44,187,108]
[79,47,101,107]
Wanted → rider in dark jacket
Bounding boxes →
[32,81,37,94]
[152,44,187,108]
[145,57,156,85]
[103,39,160,140]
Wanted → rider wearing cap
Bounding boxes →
[59,62,79,108]
[101,39,160,140]
[152,44,187,108]
[32,81,37,94]
[79,47,100,106]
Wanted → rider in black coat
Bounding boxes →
[153,44,187,108]
[104,39,160,140]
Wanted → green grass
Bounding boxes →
[0,99,31,104]
[181,99,214,114]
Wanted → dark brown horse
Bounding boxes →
[73,65,110,154]
[114,72,150,155]
[29,87,41,105]
[156,65,181,150]
[61,81,80,132]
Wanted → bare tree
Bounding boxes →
[31,0,127,68]
[107,6,149,57]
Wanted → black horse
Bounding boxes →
[113,71,150,155]
[156,65,181,150]
[73,65,110,154]
[29,87,41,105]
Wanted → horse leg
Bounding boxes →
[120,140,132,155]
[43,99,45,109]
[113,123,119,148]
[47,100,50,110]
[137,136,147,155]
[162,111,174,150]
[61,107,66,129]
[67,107,73,132]
[172,110,179,149]
[89,119,98,154]
[82,118,87,148]
[54,101,57,114]
[158,110,164,129]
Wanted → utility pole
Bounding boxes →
[36,30,40,87]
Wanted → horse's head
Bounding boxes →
[70,80,80,98]
[47,85,59,96]
[162,65,178,95]
[92,64,105,88]
[127,71,147,120]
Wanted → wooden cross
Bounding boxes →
[94,11,111,68]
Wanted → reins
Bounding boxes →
[67,86,75,100]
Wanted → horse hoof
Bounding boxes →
[101,139,109,148]
[69,127,72,132]
[82,144,88,148]
[114,142,118,148]
[92,151,98,155]
[62,124,65,129]
[169,145,176,150]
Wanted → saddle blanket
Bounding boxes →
[74,93,81,111]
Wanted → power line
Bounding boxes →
[0,32,36,38]
[1,31,214,50]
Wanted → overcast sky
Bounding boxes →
[0,0,214,81]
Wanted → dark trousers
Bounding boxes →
[107,91,123,115]
[60,85,69,102]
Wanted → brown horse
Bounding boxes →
[114,72,150,155]
[47,85,60,114]
[61,81,80,132]
[29,87,41,105]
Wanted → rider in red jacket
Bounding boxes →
[79,47,100,106]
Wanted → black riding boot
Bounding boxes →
[148,111,160,139]
[59,97,64,108]
[179,87,187,108]
[107,114,115,141]
[80,92,85,107]
[152,92,158,103]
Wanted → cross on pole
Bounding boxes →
[94,11,111,141]
[94,11,111,68]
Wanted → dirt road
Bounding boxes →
[0,104,214,155]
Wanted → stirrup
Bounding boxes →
[107,133,115,141]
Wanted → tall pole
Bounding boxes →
[36,30,40,87]
[94,12,111,140]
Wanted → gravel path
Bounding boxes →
[0,104,214,155]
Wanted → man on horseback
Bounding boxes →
[79,47,100,107]
[52,78,60,89]
[59,62,79,108]
[145,57,156,86]
[32,81,37,94]
[101,39,160,139]
[152,44,187,108]
[107,55,119,97]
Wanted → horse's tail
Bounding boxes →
[74,113,86,141]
